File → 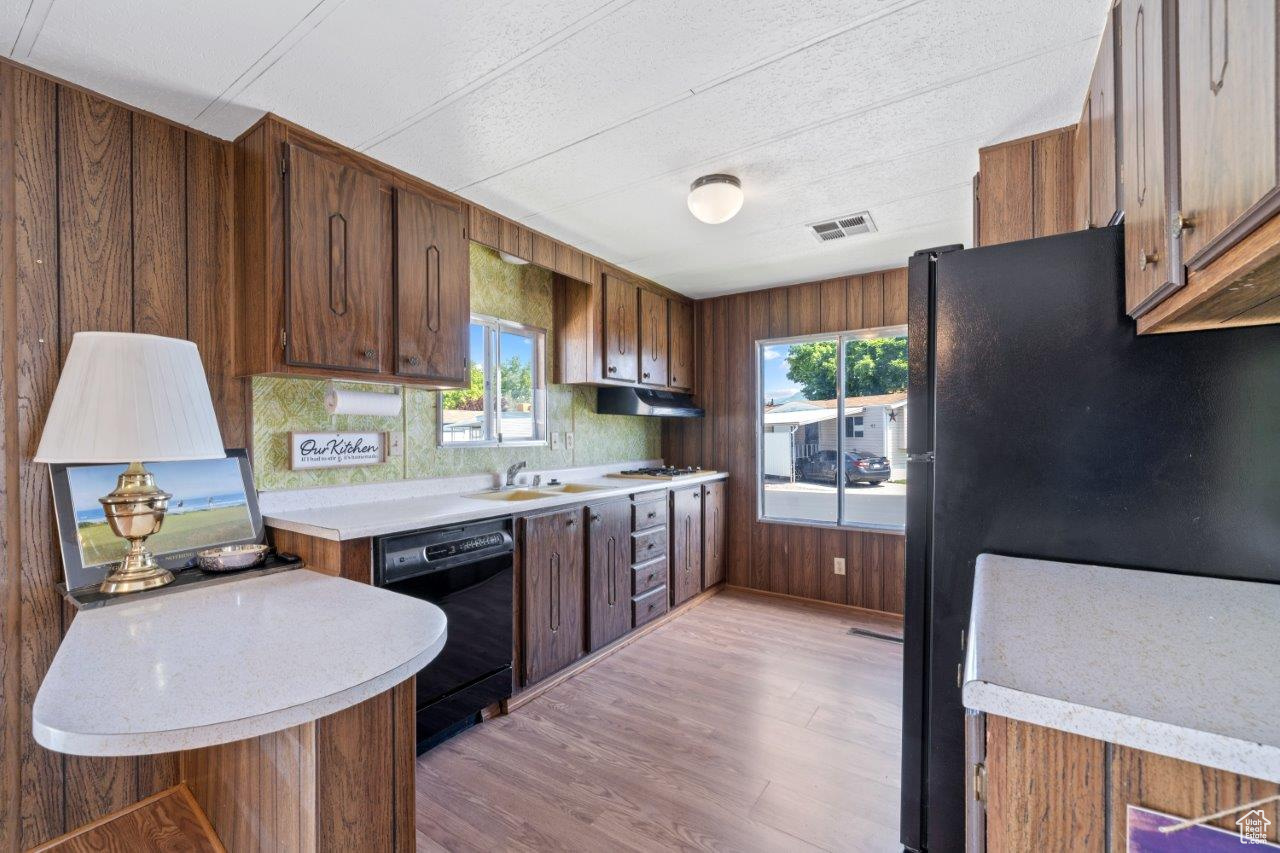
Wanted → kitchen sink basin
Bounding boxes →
[464,489,556,502]
[542,483,608,493]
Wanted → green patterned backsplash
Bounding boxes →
[250,244,660,491]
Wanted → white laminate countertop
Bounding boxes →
[33,569,447,756]
[262,469,729,541]
[963,554,1280,783]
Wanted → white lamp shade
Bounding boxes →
[687,174,744,225]
[35,332,225,463]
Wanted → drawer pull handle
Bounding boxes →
[404,354,421,367]
[1175,212,1196,233]
[1139,250,1159,271]
[607,365,618,374]
[362,348,377,360]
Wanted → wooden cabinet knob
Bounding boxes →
[1175,213,1196,233]
[362,348,377,360]
[1139,251,1160,271]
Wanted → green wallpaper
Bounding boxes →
[251,244,659,491]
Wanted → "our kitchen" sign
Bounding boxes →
[289,431,388,470]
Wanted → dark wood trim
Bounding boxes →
[1185,185,1280,271]
[1126,275,1185,318]
[504,583,724,712]
[977,123,1079,153]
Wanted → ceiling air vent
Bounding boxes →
[807,212,876,243]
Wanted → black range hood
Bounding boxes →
[596,387,703,418]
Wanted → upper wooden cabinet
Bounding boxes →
[1176,0,1276,266]
[602,273,640,382]
[638,287,669,386]
[1121,0,1176,315]
[1076,8,1120,230]
[974,127,1075,248]
[284,142,390,373]
[236,117,472,386]
[667,298,694,391]
[1093,0,1280,332]
[394,188,469,383]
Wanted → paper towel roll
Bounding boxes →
[324,386,402,417]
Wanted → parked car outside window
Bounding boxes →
[797,449,891,486]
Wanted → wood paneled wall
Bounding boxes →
[0,60,244,849]
[663,269,907,614]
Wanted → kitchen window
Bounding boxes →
[439,315,546,446]
[757,326,907,532]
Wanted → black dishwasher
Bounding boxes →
[374,518,513,752]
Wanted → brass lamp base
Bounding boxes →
[98,461,174,595]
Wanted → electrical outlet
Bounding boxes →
[565,431,574,450]
[550,432,562,451]
[833,557,846,576]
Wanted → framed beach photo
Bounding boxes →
[49,449,264,592]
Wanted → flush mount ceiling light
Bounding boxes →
[687,174,743,224]
[498,251,530,265]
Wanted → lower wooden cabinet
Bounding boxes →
[979,714,1280,849]
[520,508,585,685]
[669,486,703,606]
[701,480,725,588]
[585,499,631,652]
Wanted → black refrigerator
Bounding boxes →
[899,225,1280,852]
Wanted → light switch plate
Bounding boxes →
[550,432,562,451]
[834,557,846,576]
[388,433,403,457]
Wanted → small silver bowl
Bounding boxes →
[197,543,270,572]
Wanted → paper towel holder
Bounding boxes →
[323,380,403,417]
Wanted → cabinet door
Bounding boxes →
[669,486,703,606]
[522,509,585,685]
[638,288,669,386]
[1121,0,1174,315]
[586,500,631,651]
[667,299,694,391]
[394,189,469,383]
[602,273,639,382]
[701,481,725,588]
[1178,0,1276,266]
[1089,9,1119,227]
[286,143,389,372]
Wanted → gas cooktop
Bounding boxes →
[607,466,709,481]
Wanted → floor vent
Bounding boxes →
[808,211,876,243]
[847,626,903,644]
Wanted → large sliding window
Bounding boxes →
[439,315,547,446]
[757,325,908,532]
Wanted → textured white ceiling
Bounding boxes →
[4,0,1108,296]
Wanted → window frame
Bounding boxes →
[437,314,548,448]
[755,324,907,534]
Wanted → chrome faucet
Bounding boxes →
[505,461,527,487]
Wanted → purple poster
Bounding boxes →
[1128,806,1279,851]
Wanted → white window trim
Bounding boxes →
[437,314,548,448]
[755,324,907,533]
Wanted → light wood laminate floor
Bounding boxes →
[415,588,903,852]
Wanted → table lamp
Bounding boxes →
[35,332,226,594]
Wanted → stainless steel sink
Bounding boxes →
[464,488,556,502]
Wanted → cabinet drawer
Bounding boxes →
[632,527,667,562]
[632,586,669,628]
[631,557,668,596]
[631,496,667,530]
